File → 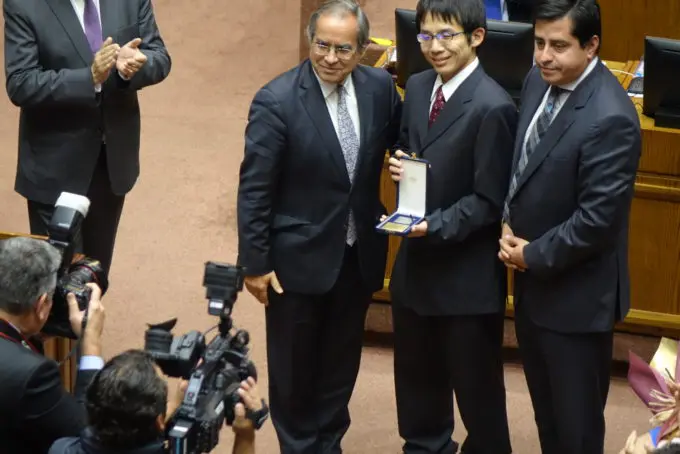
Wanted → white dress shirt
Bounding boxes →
[520,57,600,154]
[430,57,480,112]
[313,71,361,142]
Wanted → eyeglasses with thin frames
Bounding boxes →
[313,40,356,60]
[417,30,466,45]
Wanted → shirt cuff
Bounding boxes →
[79,355,104,370]
[118,70,131,81]
[94,83,102,93]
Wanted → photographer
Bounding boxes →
[49,349,261,454]
[0,236,106,453]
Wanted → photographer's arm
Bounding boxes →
[67,285,106,400]
[231,378,263,454]
[19,361,87,451]
[232,404,256,454]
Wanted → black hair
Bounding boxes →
[655,442,680,454]
[534,0,601,52]
[415,0,487,38]
[86,350,168,449]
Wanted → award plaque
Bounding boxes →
[376,156,428,236]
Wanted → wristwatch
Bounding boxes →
[246,399,269,430]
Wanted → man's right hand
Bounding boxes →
[498,223,525,272]
[244,272,283,307]
[388,150,408,182]
[91,37,120,85]
[67,283,105,356]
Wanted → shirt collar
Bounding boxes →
[558,56,599,92]
[431,57,480,102]
[313,68,355,100]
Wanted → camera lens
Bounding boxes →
[145,329,173,353]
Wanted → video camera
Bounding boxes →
[144,261,268,454]
[42,192,108,339]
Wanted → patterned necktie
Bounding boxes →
[337,84,359,245]
[503,85,565,221]
[83,0,103,54]
[429,86,445,127]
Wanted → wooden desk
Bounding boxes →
[367,57,680,338]
[0,232,77,391]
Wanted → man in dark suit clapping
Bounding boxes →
[3,0,171,279]
[0,237,106,454]
[386,0,517,452]
[236,1,401,452]
[499,0,641,452]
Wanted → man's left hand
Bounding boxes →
[116,38,147,79]
[408,221,428,238]
[499,234,529,270]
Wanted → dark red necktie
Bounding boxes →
[429,86,446,127]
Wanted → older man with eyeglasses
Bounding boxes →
[236,1,402,453]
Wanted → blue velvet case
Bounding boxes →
[375,156,429,236]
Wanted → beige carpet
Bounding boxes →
[0,0,654,452]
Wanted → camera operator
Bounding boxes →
[0,236,106,454]
[49,349,261,454]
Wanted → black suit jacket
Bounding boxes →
[0,324,96,454]
[389,66,518,316]
[3,0,171,205]
[237,60,402,294]
[506,62,641,333]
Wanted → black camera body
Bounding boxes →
[42,192,107,339]
[144,261,266,454]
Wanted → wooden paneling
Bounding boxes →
[598,0,680,61]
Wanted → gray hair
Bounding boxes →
[306,0,371,50]
[0,237,61,315]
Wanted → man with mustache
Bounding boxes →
[499,0,641,452]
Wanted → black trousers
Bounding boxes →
[265,245,371,454]
[392,303,511,454]
[515,309,613,454]
[27,147,125,280]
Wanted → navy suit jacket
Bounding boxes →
[389,66,518,316]
[237,60,402,294]
[507,62,642,333]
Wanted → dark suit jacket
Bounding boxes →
[389,66,518,316]
[50,428,165,454]
[506,62,642,333]
[0,324,96,454]
[3,0,171,205]
[237,60,402,294]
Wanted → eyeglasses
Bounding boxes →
[313,41,356,60]
[416,31,465,45]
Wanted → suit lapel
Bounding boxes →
[299,61,350,186]
[47,0,93,65]
[414,71,437,156]
[99,0,117,43]
[352,67,374,183]
[421,67,483,153]
[512,64,602,197]
[512,70,546,170]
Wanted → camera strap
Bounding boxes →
[0,318,40,354]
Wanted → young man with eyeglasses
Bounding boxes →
[236,1,401,452]
[386,0,517,452]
